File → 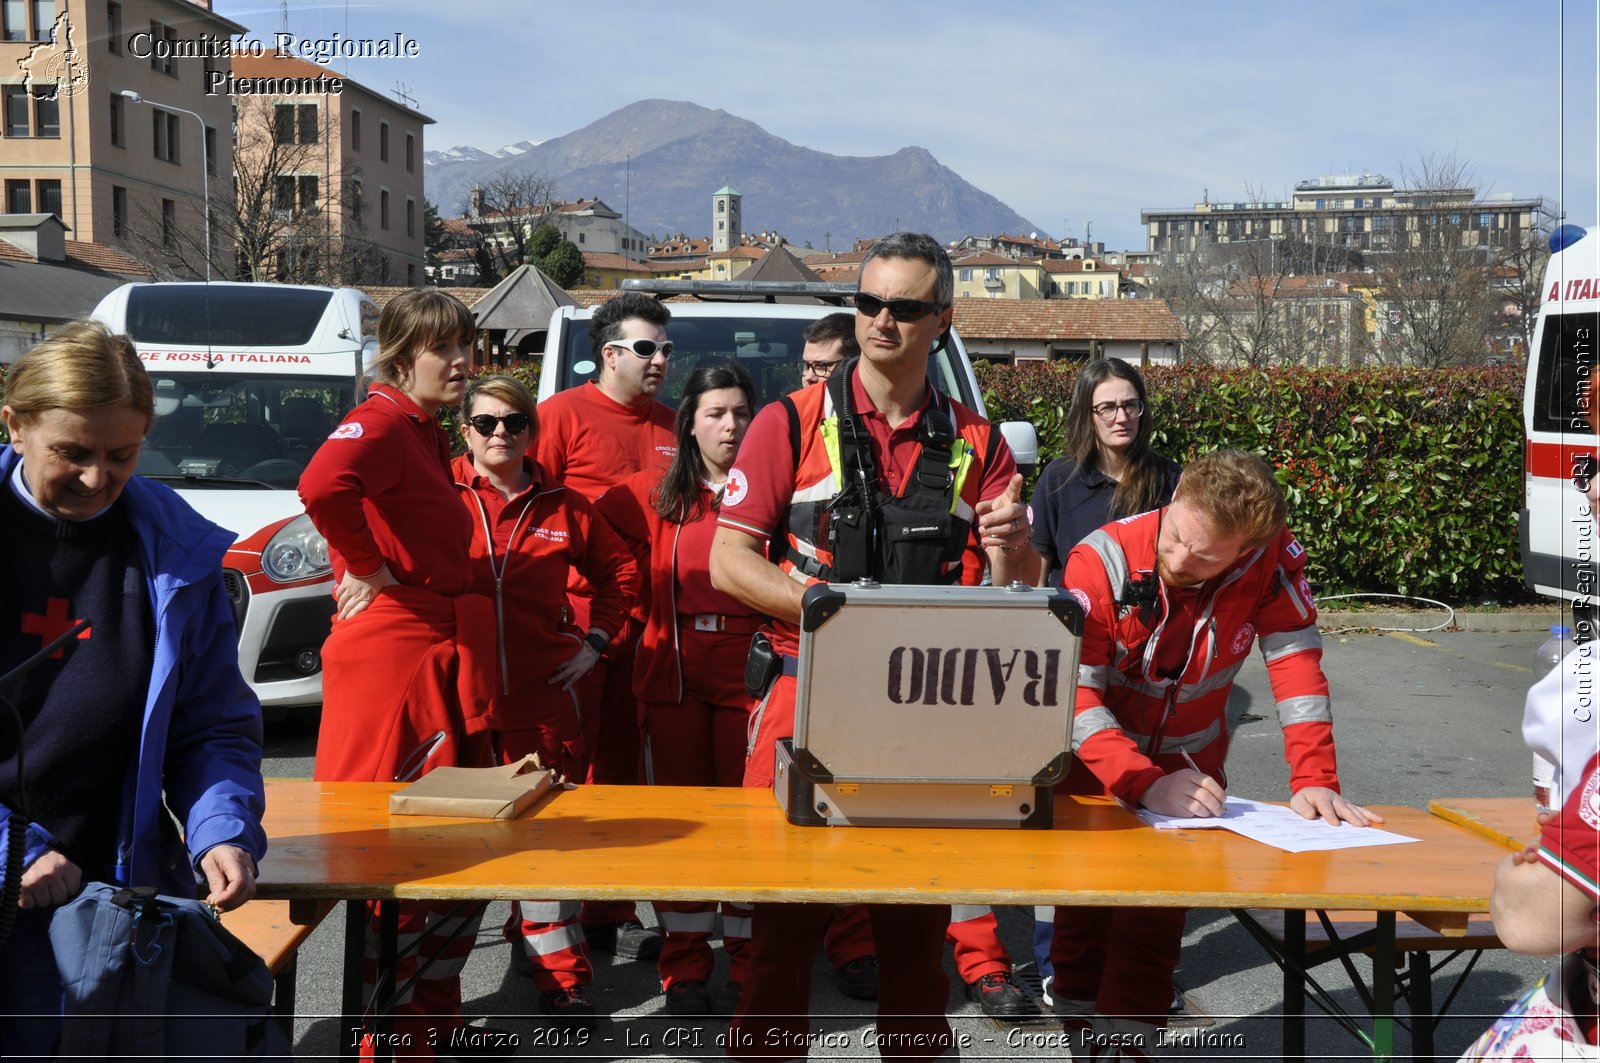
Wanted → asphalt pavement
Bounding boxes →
[262,627,1559,1060]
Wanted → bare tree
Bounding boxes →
[1369,153,1500,368]
[1148,196,1349,367]
[1495,210,1557,364]
[462,170,561,271]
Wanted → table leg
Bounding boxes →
[1372,911,1395,1062]
[376,900,398,1063]
[1409,948,1434,1061]
[1285,909,1306,1059]
[340,900,364,1061]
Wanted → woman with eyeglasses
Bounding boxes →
[450,373,640,1028]
[1029,357,1181,586]
[595,363,762,1019]
[298,288,499,1055]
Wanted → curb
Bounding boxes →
[1318,610,1562,634]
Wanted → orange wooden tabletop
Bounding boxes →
[256,781,1504,920]
[1427,796,1540,852]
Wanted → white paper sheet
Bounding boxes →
[1133,797,1419,853]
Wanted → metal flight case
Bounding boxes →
[774,580,1084,829]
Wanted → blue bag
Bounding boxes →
[47,883,290,1059]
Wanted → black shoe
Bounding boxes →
[584,918,663,961]
[965,971,1043,1022]
[664,978,711,1016]
[539,985,599,1030]
[832,955,879,1000]
[442,1023,518,1059]
[709,979,743,1017]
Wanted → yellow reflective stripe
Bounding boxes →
[949,439,972,513]
[821,415,843,482]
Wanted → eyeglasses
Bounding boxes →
[802,358,843,378]
[606,337,674,359]
[1090,399,1145,422]
[853,292,947,322]
[1575,454,1597,492]
[467,413,532,437]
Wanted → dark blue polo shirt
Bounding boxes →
[1028,453,1181,584]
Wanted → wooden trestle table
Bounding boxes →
[256,781,1507,1061]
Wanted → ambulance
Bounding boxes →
[1521,224,1600,634]
[92,281,378,709]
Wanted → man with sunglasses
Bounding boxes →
[1053,449,1379,1060]
[536,291,678,964]
[799,312,858,387]
[712,231,1038,1060]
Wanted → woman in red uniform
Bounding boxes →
[450,374,640,1027]
[597,363,760,1018]
[298,288,493,1058]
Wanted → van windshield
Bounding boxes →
[137,373,355,488]
[556,314,974,409]
[125,286,334,347]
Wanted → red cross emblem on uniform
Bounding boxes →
[21,598,91,660]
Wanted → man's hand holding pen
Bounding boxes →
[1139,749,1227,818]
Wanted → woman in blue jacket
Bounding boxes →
[0,320,268,1055]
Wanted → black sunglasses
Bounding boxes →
[853,292,947,322]
[467,413,532,437]
[1575,454,1597,492]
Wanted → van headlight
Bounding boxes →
[262,514,332,583]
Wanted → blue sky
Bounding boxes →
[214,0,1599,251]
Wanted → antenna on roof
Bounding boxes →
[392,82,417,108]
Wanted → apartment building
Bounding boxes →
[1142,173,1545,259]
[231,52,432,286]
[1,0,244,275]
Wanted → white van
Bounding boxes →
[92,281,378,708]
[539,279,1039,469]
[1521,224,1600,634]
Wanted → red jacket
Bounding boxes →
[450,453,640,727]
[1062,509,1339,805]
[299,383,473,593]
[597,466,761,704]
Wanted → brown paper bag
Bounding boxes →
[389,754,560,819]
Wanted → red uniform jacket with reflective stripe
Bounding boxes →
[1062,509,1339,805]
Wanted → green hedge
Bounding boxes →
[977,362,1528,602]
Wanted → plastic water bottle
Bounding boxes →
[1533,625,1576,811]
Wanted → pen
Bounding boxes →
[1180,749,1203,775]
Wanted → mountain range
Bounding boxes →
[423,100,1043,249]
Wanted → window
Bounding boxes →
[379,121,388,162]
[406,196,414,237]
[205,126,216,175]
[1479,212,1494,228]
[29,0,49,38]
[109,92,122,146]
[161,198,175,248]
[4,178,29,213]
[298,175,318,212]
[2,0,23,41]
[151,109,177,162]
[273,104,316,145]
[148,21,175,75]
[407,264,415,285]
[350,109,361,151]
[577,232,584,244]
[959,268,971,282]
[405,132,414,173]
[380,188,389,229]
[32,88,57,137]
[3,86,26,136]
[349,178,363,220]
[274,175,295,211]
[112,184,127,237]
[106,0,120,51]
[35,178,59,218]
